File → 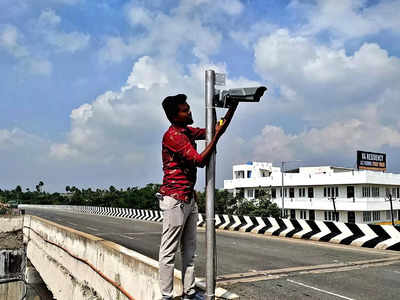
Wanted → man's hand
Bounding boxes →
[198,102,238,167]
[215,102,238,138]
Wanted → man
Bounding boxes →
[158,94,237,300]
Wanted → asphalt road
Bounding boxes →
[25,208,400,300]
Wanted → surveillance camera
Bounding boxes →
[213,86,267,108]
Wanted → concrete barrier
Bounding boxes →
[0,216,23,233]
[23,215,182,299]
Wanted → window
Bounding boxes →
[386,188,391,197]
[363,211,371,222]
[386,210,392,220]
[372,187,380,197]
[362,186,371,197]
[347,186,354,198]
[290,209,296,219]
[247,189,254,198]
[325,186,338,198]
[298,188,306,197]
[247,171,252,178]
[235,171,244,179]
[271,188,276,198]
[237,188,244,198]
[261,170,270,177]
[289,188,294,198]
[300,210,307,219]
[373,211,380,221]
[308,187,314,198]
[325,211,339,221]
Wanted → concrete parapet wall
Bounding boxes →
[0,216,23,233]
[20,204,400,251]
[23,215,183,300]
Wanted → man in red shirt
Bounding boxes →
[159,94,237,300]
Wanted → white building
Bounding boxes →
[224,162,400,224]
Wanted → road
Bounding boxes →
[25,208,400,299]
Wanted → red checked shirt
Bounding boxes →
[159,125,206,202]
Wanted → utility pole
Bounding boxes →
[205,70,216,300]
[331,197,338,221]
[389,194,394,226]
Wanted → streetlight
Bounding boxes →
[281,160,301,218]
[385,193,394,226]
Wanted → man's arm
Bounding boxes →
[197,102,238,167]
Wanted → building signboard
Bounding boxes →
[357,150,386,171]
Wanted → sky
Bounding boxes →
[1,0,400,192]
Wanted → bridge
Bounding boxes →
[4,205,400,299]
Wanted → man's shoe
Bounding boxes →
[181,292,204,300]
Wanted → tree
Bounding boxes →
[226,187,280,218]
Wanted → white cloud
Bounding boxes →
[254,29,400,126]
[100,1,239,64]
[0,24,29,58]
[126,5,154,27]
[292,0,400,39]
[38,8,61,27]
[252,119,400,164]
[37,9,90,53]
[0,24,52,76]
[123,56,168,91]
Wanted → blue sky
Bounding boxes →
[1,0,400,192]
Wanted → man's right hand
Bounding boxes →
[215,102,238,138]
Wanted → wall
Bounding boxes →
[23,215,178,300]
[21,213,238,300]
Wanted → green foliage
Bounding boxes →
[197,187,279,218]
[0,183,162,210]
[226,187,280,218]
[196,189,234,214]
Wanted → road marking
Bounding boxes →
[217,256,400,285]
[287,279,355,300]
[393,270,400,274]
[67,222,78,227]
[85,226,98,231]
[119,234,136,240]
[125,231,160,236]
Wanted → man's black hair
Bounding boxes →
[162,94,187,122]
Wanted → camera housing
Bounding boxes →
[213,86,267,108]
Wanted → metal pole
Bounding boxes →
[389,194,394,226]
[332,197,337,221]
[205,70,216,300]
[281,161,284,218]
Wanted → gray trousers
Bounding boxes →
[159,196,198,298]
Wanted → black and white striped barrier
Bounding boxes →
[20,205,400,251]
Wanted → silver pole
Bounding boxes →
[205,70,216,300]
